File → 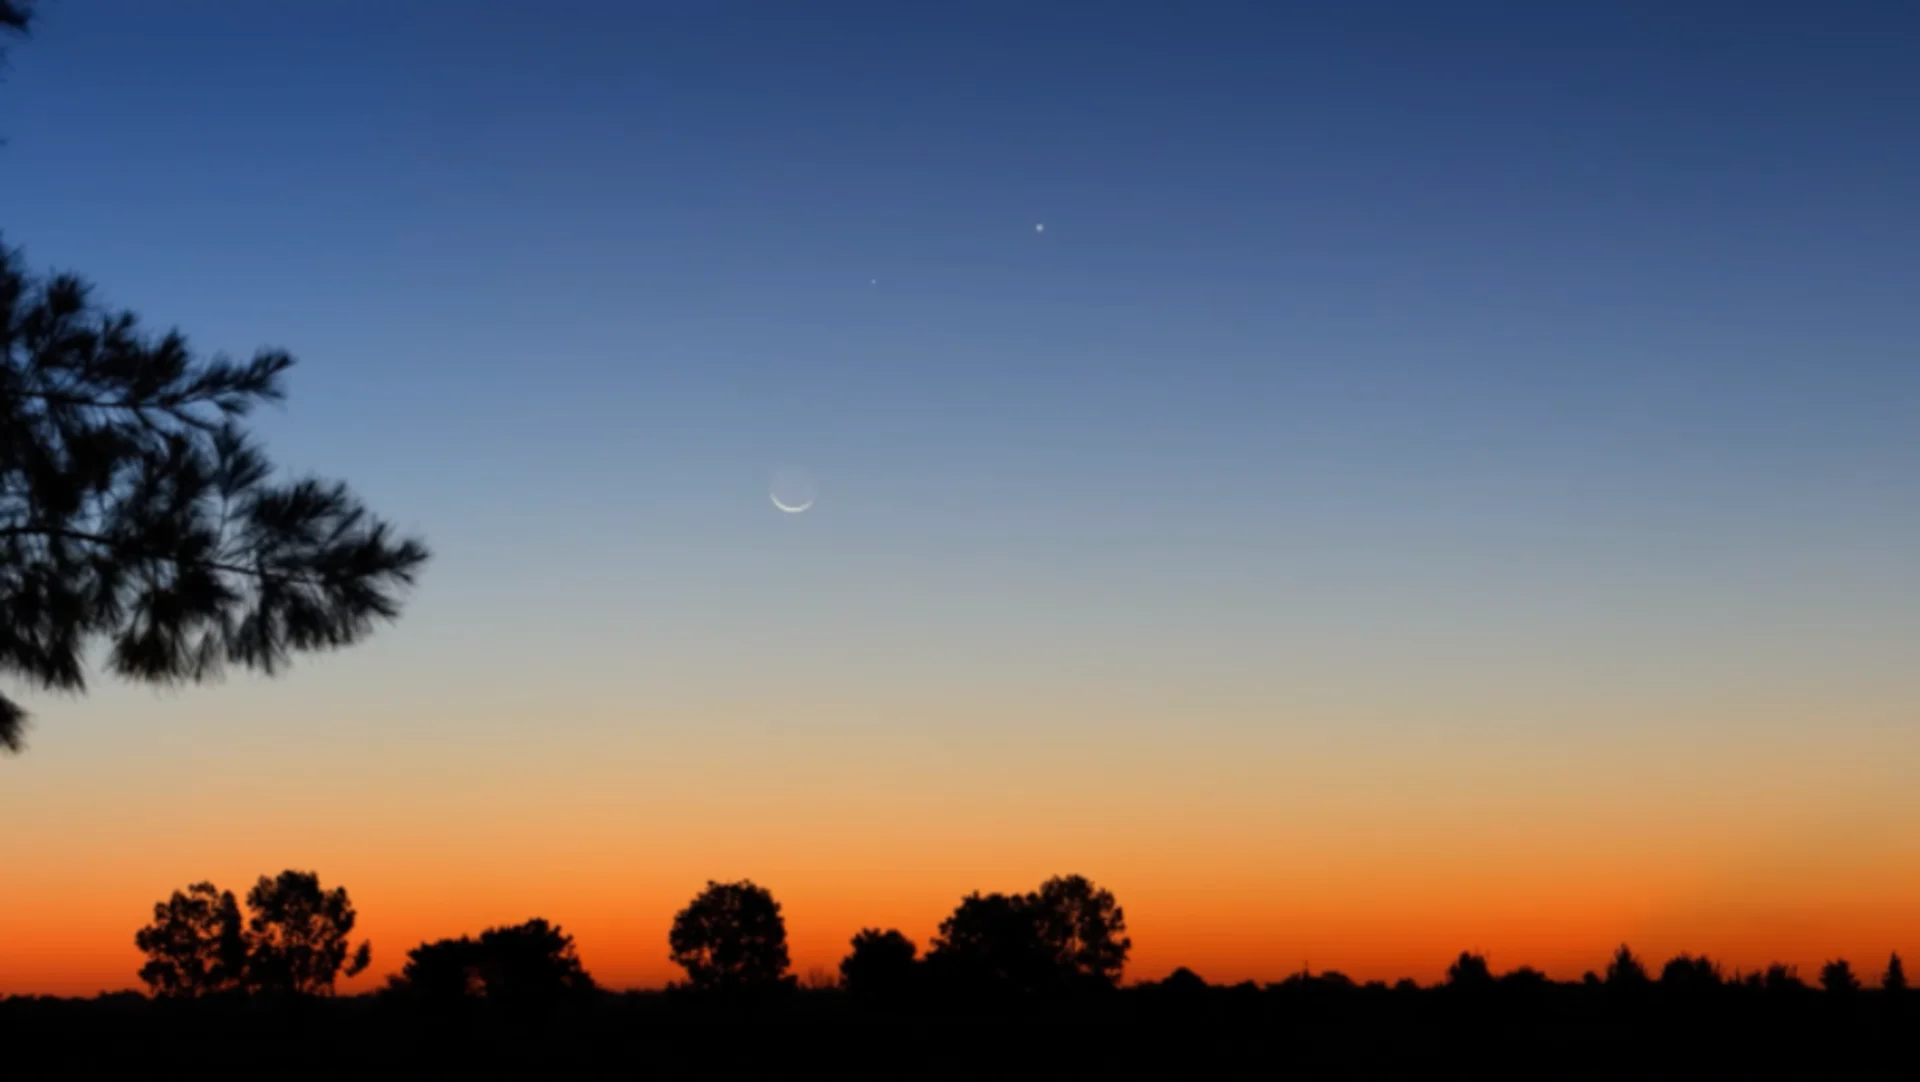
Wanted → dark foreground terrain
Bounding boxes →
[3,981,1915,1081]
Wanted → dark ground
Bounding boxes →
[2,983,1914,1080]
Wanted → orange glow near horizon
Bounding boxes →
[6,859,1919,997]
[5,708,1918,996]
[4,643,1918,998]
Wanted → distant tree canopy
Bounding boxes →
[1763,963,1806,992]
[838,928,917,1001]
[1445,951,1493,988]
[925,874,1131,997]
[1156,966,1209,995]
[389,919,595,1011]
[393,935,485,1003]
[1604,944,1650,988]
[0,243,429,753]
[1498,965,1548,989]
[668,880,793,993]
[1820,959,1861,995]
[134,871,369,997]
[1660,953,1724,990]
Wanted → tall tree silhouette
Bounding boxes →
[839,928,917,1002]
[133,882,247,997]
[668,880,792,993]
[1882,952,1906,993]
[1029,874,1131,989]
[1604,944,1649,988]
[0,244,429,753]
[243,870,371,996]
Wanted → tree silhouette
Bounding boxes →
[243,870,371,996]
[923,876,1132,998]
[1763,963,1805,993]
[668,880,792,993]
[1029,874,1131,989]
[1157,966,1210,995]
[0,244,429,753]
[1445,951,1493,988]
[0,0,24,61]
[839,928,917,1002]
[133,882,247,998]
[1499,965,1549,990]
[1604,944,1649,988]
[473,918,595,1009]
[926,890,1054,997]
[1882,952,1906,993]
[1659,953,1723,990]
[390,935,484,1004]
[1819,958,1860,995]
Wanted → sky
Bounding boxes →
[2,0,1918,995]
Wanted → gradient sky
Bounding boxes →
[3,0,1918,995]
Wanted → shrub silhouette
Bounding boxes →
[133,883,248,997]
[668,880,792,993]
[0,242,429,754]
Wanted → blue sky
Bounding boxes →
[4,0,1916,713]
[2,0,1918,820]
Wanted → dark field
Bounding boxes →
[4,982,1914,1081]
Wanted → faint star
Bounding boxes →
[1035,223,1045,233]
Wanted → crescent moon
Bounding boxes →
[770,493,813,513]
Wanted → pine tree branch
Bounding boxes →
[0,524,337,588]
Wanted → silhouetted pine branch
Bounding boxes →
[0,241,429,752]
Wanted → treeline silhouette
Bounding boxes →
[2,870,1915,1079]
